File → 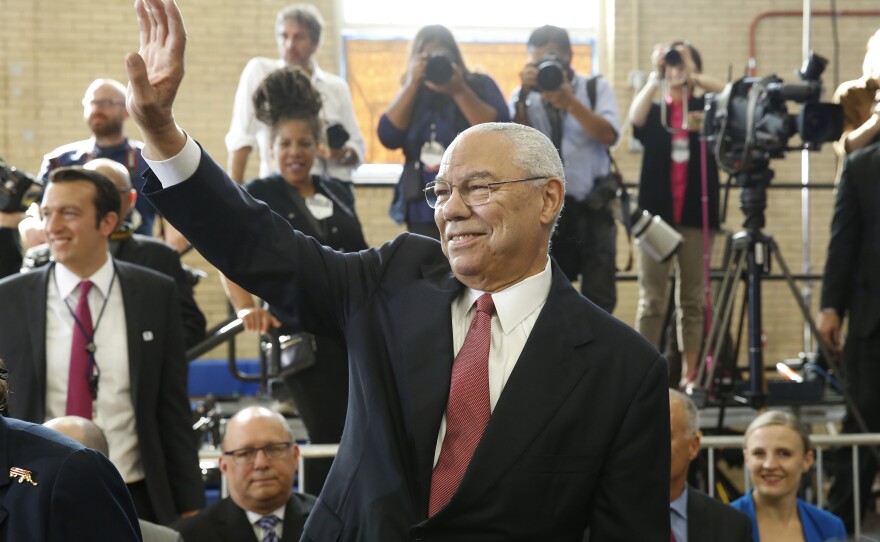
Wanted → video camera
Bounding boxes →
[703,52,843,176]
[0,157,42,213]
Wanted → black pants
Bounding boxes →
[551,197,617,313]
[827,335,880,533]
[282,333,349,496]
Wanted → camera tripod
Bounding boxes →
[693,167,875,439]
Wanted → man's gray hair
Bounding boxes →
[669,389,699,438]
[460,122,565,187]
[276,4,324,44]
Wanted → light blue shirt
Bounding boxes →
[670,485,689,542]
[510,72,621,201]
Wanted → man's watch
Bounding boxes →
[341,148,355,164]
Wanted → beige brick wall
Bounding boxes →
[3,0,878,369]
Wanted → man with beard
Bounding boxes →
[38,79,157,238]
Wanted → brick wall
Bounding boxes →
[3,0,879,368]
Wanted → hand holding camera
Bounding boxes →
[521,54,575,109]
[420,50,465,96]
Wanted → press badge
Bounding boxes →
[420,124,445,171]
[306,193,334,220]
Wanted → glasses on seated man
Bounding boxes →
[222,441,293,465]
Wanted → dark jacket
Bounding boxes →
[0,260,204,524]
[171,493,316,542]
[146,147,670,541]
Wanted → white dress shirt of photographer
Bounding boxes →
[225,5,365,184]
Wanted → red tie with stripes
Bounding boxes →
[66,280,94,418]
[429,293,495,516]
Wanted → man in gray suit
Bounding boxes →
[44,416,183,542]
[669,390,751,542]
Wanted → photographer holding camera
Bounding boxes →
[511,25,620,313]
[226,4,365,192]
[629,41,724,388]
[0,158,41,278]
[379,25,509,238]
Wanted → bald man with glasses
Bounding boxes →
[171,406,316,542]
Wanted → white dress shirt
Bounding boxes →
[433,259,553,466]
[225,57,366,182]
[46,257,143,482]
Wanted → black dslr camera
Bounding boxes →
[0,157,41,213]
[535,53,573,92]
[326,123,350,150]
[425,50,454,85]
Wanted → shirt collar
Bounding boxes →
[54,255,115,300]
[461,258,552,335]
[670,484,689,520]
[245,503,287,526]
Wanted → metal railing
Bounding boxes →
[702,433,880,540]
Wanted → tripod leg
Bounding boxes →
[696,244,747,389]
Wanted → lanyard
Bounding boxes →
[61,266,117,400]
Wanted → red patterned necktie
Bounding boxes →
[429,293,495,516]
[66,280,94,418]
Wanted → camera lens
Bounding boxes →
[664,47,682,67]
[536,59,565,92]
[425,53,453,85]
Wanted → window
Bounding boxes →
[340,1,598,164]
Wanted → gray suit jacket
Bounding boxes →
[140,519,183,542]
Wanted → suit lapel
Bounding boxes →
[450,269,594,505]
[27,267,51,418]
[391,265,461,510]
[685,487,709,541]
[219,498,260,542]
[115,262,143,408]
[281,496,307,542]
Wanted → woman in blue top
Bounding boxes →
[378,25,510,238]
[731,411,847,542]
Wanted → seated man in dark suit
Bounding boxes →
[127,2,670,539]
[172,406,316,542]
[44,415,184,542]
[669,389,751,542]
[0,358,142,541]
[23,158,207,350]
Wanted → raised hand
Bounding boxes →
[126,0,188,159]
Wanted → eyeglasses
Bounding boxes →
[222,442,293,465]
[423,176,547,208]
[88,99,125,109]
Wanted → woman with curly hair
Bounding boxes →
[221,67,367,495]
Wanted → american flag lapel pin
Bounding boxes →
[9,467,38,486]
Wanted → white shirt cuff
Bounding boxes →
[143,134,201,188]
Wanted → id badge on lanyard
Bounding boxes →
[420,123,445,172]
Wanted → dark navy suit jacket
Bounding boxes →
[146,147,670,541]
[0,415,142,541]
